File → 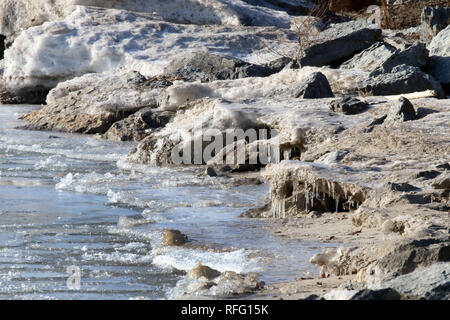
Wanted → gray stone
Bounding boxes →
[340,41,397,72]
[375,239,450,278]
[431,172,450,190]
[293,72,334,99]
[350,288,402,300]
[369,43,429,77]
[358,65,446,98]
[299,20,381,67]
[330,97,369,115]
[243,0,315,15]
[426,25,450,91]
[104,108,173,142]
[163,52,277,83]
[373,262,450,300]
[421,6,450,41]
[385,97,417,123]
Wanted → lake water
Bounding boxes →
[0,104,326,300]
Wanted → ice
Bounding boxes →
[2,5,295,92]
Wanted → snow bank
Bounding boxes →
[0,0,295,41]
[2,5,296,93]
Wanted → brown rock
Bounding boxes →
[188,263,221,280]
[162,229,188,246]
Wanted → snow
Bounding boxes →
[0,0,295,41]
[2,5,296,92]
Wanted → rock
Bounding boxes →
[240,203,271,218]
[350,288,402,300]
[426,25,450,91]
[358,65,446,98]
[0,87,23,104]
[370,262,450,300]
[162,229,188,246]
[420,6,450,41]
[22,71,171,134]
[363,114,387,132]
[104,108,173,142]
[188,263,221,280]
[293,72,334,99]
[431,172,450,189]
[373,239,450,279]
[369,42,429,77]
[0,34,5,59]
[316,150,349,165]
[2,5,296,98]
[163,52,276,82]
[299,20,381,67]
[436,162,450,170]
[259,0,315,15]
[385,97,417,123]
[205,167,218,177]
[330,97,369,115]
[340,41,397,72]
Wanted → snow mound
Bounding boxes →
[2,5,296,93]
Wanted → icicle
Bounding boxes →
[335,198,339,213]
[304,182,309,211]
[281,198,286,218]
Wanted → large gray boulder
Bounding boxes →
[340,42,397,72]
[358,65,446,98]
[369,42,429,77]
[299,20,381,67]
[373,238,450,278]
[371,263,450,300]
[293,72,334,98]
[163,52,277,82]
[426,25,450,91]
[420,6,450,41]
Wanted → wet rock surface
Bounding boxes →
[162,229,188,246]
[330,97,369,115]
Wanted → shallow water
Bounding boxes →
[0,104,330,300]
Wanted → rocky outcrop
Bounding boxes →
[358,65,446,97]
[22,71,171,134]
[163,52,277,83]
[293,72,334,99]
[299,20,381,67]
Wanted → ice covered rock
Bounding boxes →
[2,5,296,99]
[22,71,171,134]
[162,229,188,246]
[298,20,381,67]
[358,65,446,98]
